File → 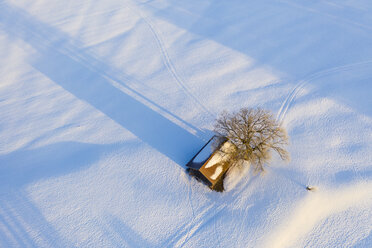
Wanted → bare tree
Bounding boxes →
[214,108,290,172]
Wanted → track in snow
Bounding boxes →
[131,4,216,121]
[276,60,372,123]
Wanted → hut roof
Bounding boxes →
[186,136,234,187]
[186,136,225,169]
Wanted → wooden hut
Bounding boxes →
[186,135,235,190]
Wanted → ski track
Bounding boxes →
[180,173,256,247]
[171,174,253,247]
[131,4,216,120]
[212,205,222,248]
[236,201,250,245]
[163,204,225,248]
[276,60,372,123]
[177,174,196,248]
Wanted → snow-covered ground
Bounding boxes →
[0,0,371,247]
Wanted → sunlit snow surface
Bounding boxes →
[0,0,371,247]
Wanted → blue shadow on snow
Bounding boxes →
[0,2,206,167]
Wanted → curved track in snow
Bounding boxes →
[276,60,372,123]
[132,5,216,120]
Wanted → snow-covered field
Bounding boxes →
[0,0,371,247]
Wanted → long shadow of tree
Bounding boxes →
[0,2,206,167]
[0,2,210,247]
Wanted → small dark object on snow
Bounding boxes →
[306,186,315,191]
